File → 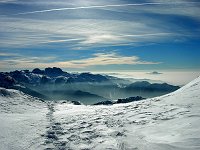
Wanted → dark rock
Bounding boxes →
[115,96,145,104]
[46,133,58,140]
[93,100,113,105]
[0,88,12,96]
[71,101,82,105]
[93,96,145,105]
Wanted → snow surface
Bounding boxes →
[0,88,48,149]
[0,76,200,150]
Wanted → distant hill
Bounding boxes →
[123,81,179,98]
[125,81,179,92]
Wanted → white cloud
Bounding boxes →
[81,34,122,45]
[0,52,161,69]
[59,52,161,67]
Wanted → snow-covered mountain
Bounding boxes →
[0,76,199,150]
[0,68,179,104]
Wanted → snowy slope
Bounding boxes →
[0,88,48,150]
[0,76,200,150]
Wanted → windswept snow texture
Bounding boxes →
[1,76,200,150]
[0,88,48,150]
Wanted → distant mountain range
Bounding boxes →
[0,67,109,85]
[0,67,180,104]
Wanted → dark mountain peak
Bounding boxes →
[45,67,63,73]
[44,67,64,77]
[32,68,44,74]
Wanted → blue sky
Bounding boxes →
[0,0,200,71]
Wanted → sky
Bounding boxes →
[0,0,200,72]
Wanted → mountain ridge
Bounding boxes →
[0,67,180,104]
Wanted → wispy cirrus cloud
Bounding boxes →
[0,0,199,49]
[0,0,199,48]
[0,17,192,48]
[7,1,199,16]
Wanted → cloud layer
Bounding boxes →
[0,52,161,70]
